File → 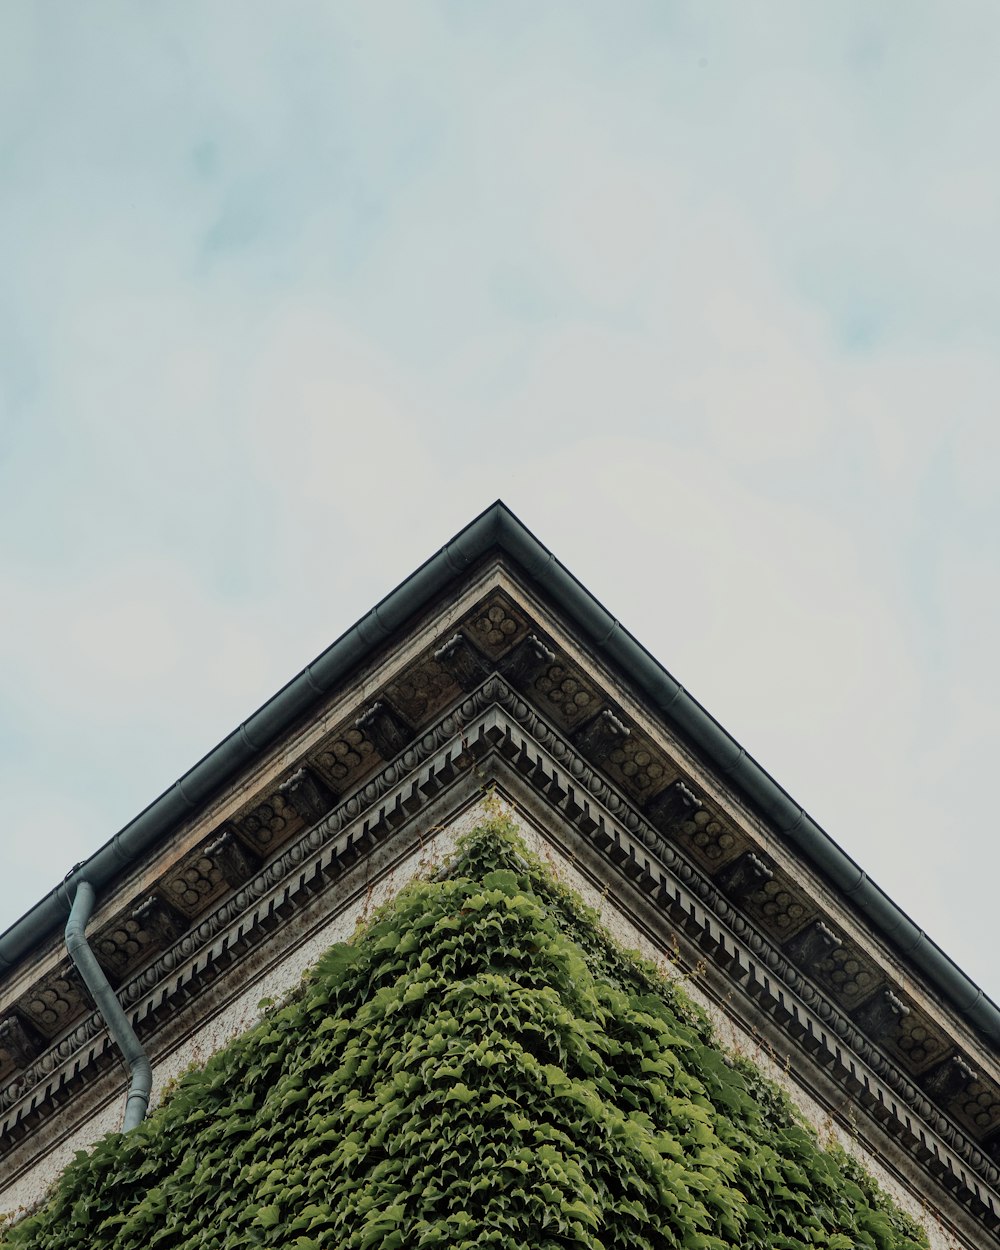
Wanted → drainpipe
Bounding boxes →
[64,881,152,1131]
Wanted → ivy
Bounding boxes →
[3,816,928,1250]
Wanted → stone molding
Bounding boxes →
[2,675,999,1240]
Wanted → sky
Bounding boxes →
[1,4,998,1002]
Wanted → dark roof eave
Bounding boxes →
[2,501,997,1050]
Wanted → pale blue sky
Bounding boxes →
[1,4,998,998]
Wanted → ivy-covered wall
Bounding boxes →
[3,817,927,1250]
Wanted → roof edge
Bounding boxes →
[2,501,997,1052]
[0,502,505,976]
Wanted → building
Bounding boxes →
[1,502,998,1247]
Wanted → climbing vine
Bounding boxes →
[4,816,927,1249]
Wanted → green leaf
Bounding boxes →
[315,943,362,978]
[482,870,521,895]
[254,1203,281,1229]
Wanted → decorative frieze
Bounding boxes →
[894,1007,949,1073]
[676,805,743,868]
[501,634,556,686]
[384,658,461,725]
[355,700,414,761]
[717,851,774,901]
[203,827,260,888]
[475,681,1000,1217]
[854,987,912,1037]
[312,726,377,792]
[645,779,703,829]
[0,1013,44,1072]
[741,876,815,940]
[465,593,528,656]
[3,627,999,1241]
[163,849,229,916]
[278,765,337,824]
[16,968,86,1040]
[784,919,843,970]
[433,633,491,691]
[235,792,302,854]
[532,662,601,729]
[956,1075,1000,1138]
[814,941,884,1011]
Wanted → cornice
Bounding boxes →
[2,674,999,1241]
[3,502,995,1063]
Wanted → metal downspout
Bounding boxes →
[64,882,151,1131]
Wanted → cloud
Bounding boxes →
[0,3,997,1003]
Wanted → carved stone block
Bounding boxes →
[384,659,461,725]
[784,919,842,970]
[94,895,188,983]
[674,806,743,868]
[574,709,631,761]
[204,827,261,887]
[92,912,151,983]
[18,967,88,1038]
[955,1075,1000,1136]
[813,942,883,1010]
[312,726,377,791]
[278,766,337,824]
[924,1054,977,1104]
[236,792,301,854]
[532,662,601,729]
[0,1013,45,1070]
[894,1008,949,1074]
[853,988,911,1038]
[163,848,228,914]
[465,594,528,656]
[646,779,703,829]
[432,633,490,691]
[356,700,414,761]
[600,729,676,802]
[501,634,556,687]
[740,875,815,940]
[131,895,187,946]
[716,851,774,901]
